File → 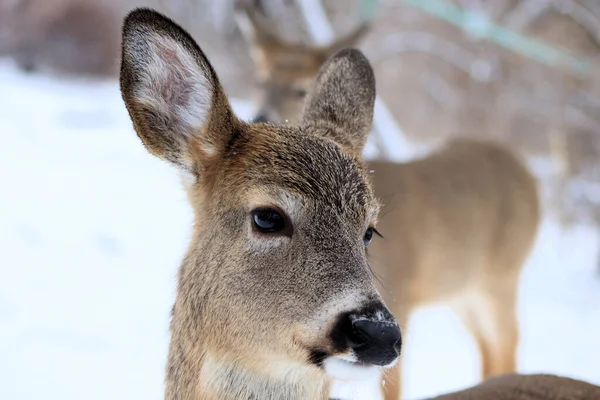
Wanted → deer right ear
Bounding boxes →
[120,8,236,175]
[301,48,376,154]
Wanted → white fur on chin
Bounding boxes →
[323,356,381,382]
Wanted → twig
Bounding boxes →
[552,0,600,48]
[422,72,460,108]
[374,31,492,81]
[570,92,600,113]
[504,0,550,30]
[512,97,600,132]
[503,0,600,49]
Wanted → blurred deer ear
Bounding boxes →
[120,8,237,175]
[234,1,286,66]
[301,48,375,154]
[322,23,370,56]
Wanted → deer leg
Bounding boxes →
[381,361,402,400]
[380,307,410,400]
[454,285,519,380]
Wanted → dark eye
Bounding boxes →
[364,227,380,246]
[293,88,307,98]
[252,207,287,234]
[364,228,374,246]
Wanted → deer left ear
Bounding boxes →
[301,48,376,155]
[120,8,237,175]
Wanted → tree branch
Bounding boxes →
[513,96,600,132]
[552,0,600,48]
[423,72,460,108]
[504,0,550,30]
[374,31,493,81]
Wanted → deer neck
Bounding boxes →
[166,333,330,400]
[165,255,331,400]
[196,353,331,400]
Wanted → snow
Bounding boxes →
[334,219,600,400]
[1,59,599,400]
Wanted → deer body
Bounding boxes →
[369,139,540,398]
[369,138,539,312]
[120,8,401,400]
[234,3,541,399]
[428,374,600,400]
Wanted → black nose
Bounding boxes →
[330,303,401,367]
[349,318,401,366]
[252,113,269,123]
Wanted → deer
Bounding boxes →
[120,8,402,400]
[233,0,370,125]
[426,373,600,400]
[116,7,600,400]
[234,3,542,400]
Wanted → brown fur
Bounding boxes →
[120,8,400,400]
[234,0,370,123]
[427,374,600,400]
[370,140,540,399]
[236,5,541,399]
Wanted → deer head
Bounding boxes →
[120,8,399,400]
[234,1,370,124]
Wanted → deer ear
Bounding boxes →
[234,2,285,67]
[301,48,375,153]
[120,8,236,174]
[322,23,370,56]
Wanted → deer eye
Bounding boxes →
[252,207,288,235]
[363,228,373,246]
[293,88,307,98]
[364,227,375,246]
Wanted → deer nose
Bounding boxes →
[252,113,269,123]
[347,315,401,366]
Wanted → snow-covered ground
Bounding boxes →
[1,59,599,400]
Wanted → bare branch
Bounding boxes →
[565,105,600,132]
[452,0,510,20]
[374,32,493,81]
[503,0,600,48]
[504,0,550,30]
[584,0,600,18]
[552,0,600,48]
[484,0,521,21]
[570,92,600,113]
[422,72,460,108]
[512,97,600,132]
[457,0,485,12]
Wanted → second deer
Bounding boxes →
[235,4,541,399]
[428,373,600,400]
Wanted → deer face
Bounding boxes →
[234,3,370,124]
[251,48,325,123]
[120,9,398,392]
